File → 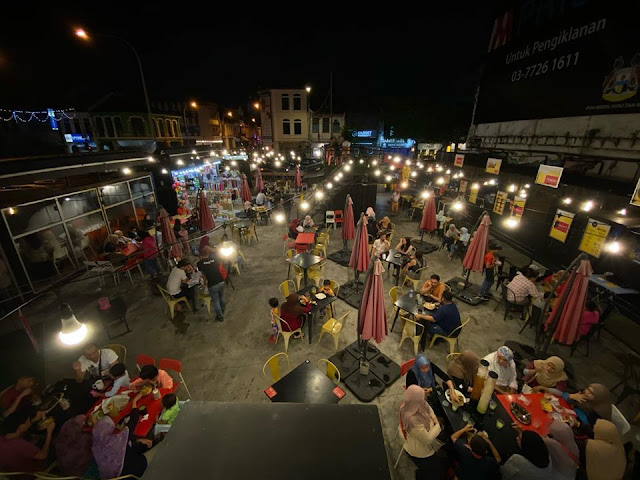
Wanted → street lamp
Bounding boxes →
[305,86,311,93]
[227,112,233,118]
[253,102,260,110]
[74,27,156,144]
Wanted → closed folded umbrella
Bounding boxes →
[197,189,215,231]
[295,165,302,189]
[342,194,355,250]
[419,193,437,242]
[255,168,264,192]
[159,208,183,259]
[349,213,370,282]
[241,173,252,203]
[359,259,387,344]
[463,213,491,273]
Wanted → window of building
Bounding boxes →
[322,117,330,133]
[282,119,291,135]
[172,120,180,137]
[294,119,302,135]
[281,94,290,111]
[312,118,319,134]
[332,119,341,135]
[293,94,301,110]
[113,117,123,137]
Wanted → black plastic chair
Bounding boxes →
[495,284,527,321]
[570,321,604,357]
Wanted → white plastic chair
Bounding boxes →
[326,210,336,229]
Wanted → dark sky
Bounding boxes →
[1,4,504,117]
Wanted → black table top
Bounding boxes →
[235,220,253,229]
[289,252,323,270]
[394,292,438,317]
[142,401,391,480]
[268,359,343,404]
[384,249,406,267]
[297,286,337,313]
[435,388,519,461]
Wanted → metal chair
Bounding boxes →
[157,285,193,319]
[102,344,127,365]
[317,311,349,351]
[317,359,341,384]
[389,286,400,320]
[399,315,424,356]
[403,266,428,291]
[285,248,296,279]
[279,280,296,299]
[158,357,192,399]
[197,289,212,316]
[445,353,461,369]
[262,352,290,383]
[428,317,471,354]
[273,313,303,353]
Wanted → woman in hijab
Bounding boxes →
[585,419,625,480]
[436,209,447,235]
[54,415,93,476]
[523,356,569,395]
[448,226,470,259]
[446,350,480,394]
[483,346,518,393]
[543,419,579,480]
[279,293,311,338]
[501,428,552,479]
[301,215,315,228]
[405,354,461,411]
[563,383,612,429]
[365,206,376,221]
[398,385,443,479]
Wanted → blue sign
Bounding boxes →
[353,130,374,138]
[64,133,90,143]
[48,108,58,131]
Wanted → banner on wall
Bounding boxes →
[579,218,611,258]
[549,209,575,243]
[486,158,502,175]
[493,191,508,215]
[511,196,526,219]
[459,179,468,193]
[630,177,640,207]
[535,165,564,188]
[454,154,464,168]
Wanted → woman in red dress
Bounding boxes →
[279,294,311,338]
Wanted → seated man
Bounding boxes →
[0,410,55,473]
[506,267,541,305]
[450,426,501,480]
[166,259,196,311]
[72,343,118,384]
[131,365,174,391]
[255,190,267,206]
[414,290,461,350]
[419,274,445,302]
[372,232,390,258]
[1,376,36,418]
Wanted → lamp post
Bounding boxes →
[74,28,156,145]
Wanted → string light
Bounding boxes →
[315,191,324,200]
[563,197,572,205]
[618,208,627,215]
[122,167,132,174]
[445,169,451,174]
[393,156,401,163]
[411,171,417,177]
[505,217,519,228]
[326,182,333,189]
[344,165,351,171]
[488,179,496,186]
[508,184,517,192]
[177,159,184,165]
[427,167,433,173]
[371,160,378,166]
[300,201,310,210]
[459,172,464,177]
[274,213,285,223]
[581,200,594,211]
[401,181,408,188]
[421,191,430,199]
[385,175,392,181]
[334,175,340,181]
[389,165,395,171]
[0,108,76,123]
[436,177,445,185]
[452,201,464,211]
[605,241,622,253]
[359,159,364,164]
[472,183,480,190]
[406,160,412,166]
[524,184,531,188]
[374,169,381,176]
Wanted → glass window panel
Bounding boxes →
[100,183,130,206]
[133,195,157,227]
[322,117,330,133]
[312,118,319,133]
[66,212,108,261]
[4,200,62,236]
[16,225,75,287]
[59,190,100,219]
[129,177,153,197]
[106,202,136,233]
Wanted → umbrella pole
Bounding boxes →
[357,262,375,375]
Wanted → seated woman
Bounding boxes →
[401,251,425,281]
[288,219,300,239]
[442,224,460,250]
[482,346,518,394]
[395,236,415,256]
[446,350,480,395]
[405,354,462,411]
[585,419,625,480]
[399,385,443,480]
[279,293,312,339]
[543,419,579,480]
[448,226,470,259]
[562,383,612,433]
[501,428,552,480]
[578,300,600,338]
[300,215,315,229]
[377,216,393,237]
[522,356,568,395]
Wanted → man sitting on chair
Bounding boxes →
[414,290,461,351]
[419,274,445,302]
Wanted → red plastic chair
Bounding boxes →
[399,358,416,390]
[136,354,156,371]
[158,358,192,399]
[334,209,344,227]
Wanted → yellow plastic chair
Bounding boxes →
[262,352,290,383]
[157,285,193,319]
[279,280,296,299]
[403,267,428,291]
[317,311,349,351]
[103,343,127,365]
[243,222,258,245]
[399,315,424,356]
[273,313,303,353]
[292,265,306,289]
[310,247,324,257]
[317,232,330,246]
[428,317,471,354]
[285,248,296,279]
[197,289,212,316]
[314,241,328,257]
[317,359,341,384]
[389,286,400,318]
[305,263,325,288]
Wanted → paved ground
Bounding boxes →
[7,191,639,479]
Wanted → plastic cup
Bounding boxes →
[496,418,504,429]
[441,400,450,408]
[489,399,497,411]
[462,411,470,422]
[451,402,460,412]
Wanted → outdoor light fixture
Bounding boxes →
[227,112,233,117]
[344,165,351,172]
[401,181,408,188]
[427,167,433,173]
[300,201,310,210]
[315,191,324,200]
[225,166,230,171]
[338,173,343,179]
[374,169,381,176]
[275,160,281,167]
[508,184,516,192]
[472,183,480,190]
[74,28,88,39]
[436,177,445,185]
[421,191,430,199]
[411,171,417,177]
[385,175,392,182]
[459,172,464,177]
[389,165,395,171]
[147,156,155,162]
[348,159,354,164]
[393,156,401,163]
[220,242,235,258]
[359,159,364,164]
[8,208,15,215]
[372,160,378,166]
[618,208,627,215]
[525,184,531,188]
[563,197,572,205]
[582,200,594,211]
[488,179,496,186]
[274,213,285,223]
[453,174,459,179]
[122,167,132,174]
[605,241,622,254]
[334,175,340,181]
[483,181,488,186]
[191,149,197,154]
[177,159,184,166]
[505,218,519,229]
[436,166,443,172]
[59,304,88,346]
[452,201,464,211]
[446,169,451,174]
[161,168,168,174]
[223,150,228,155]
[190,101,198,108]
[327,182,333,189]
[253,102,260,109]
[305,86,311,93]
[231,160,237,166]
[406,160,412,166]
[520,191,528,198]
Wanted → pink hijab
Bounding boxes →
[399,384,433,437]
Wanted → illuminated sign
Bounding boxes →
[64,133,90,143]
[353,130,374,137]
[48,108,58,131]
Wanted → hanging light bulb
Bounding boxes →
[618,208,627,215]
[488,179,496,185]
[605,241,622,253]
[315,191,324,200]
[274,213,285,223]
[508,184,517,192]
[344,165,351,171]
[177,159,184,165]
[411,171,417,177]
[505,217,519,228]
[524,184,531,188]
[334,175,340,181]
[359,159,364,164]
[401,181,408,188]
[563,197,572,205]
[452,201,463,211]
[427,167,433,173]
[421,191,430,199]
[374,169,381,176]
[300,201,310,210]
[436,177,445,185]
[459,172,464,177]
[389,165,395,171]
[472,183,480,190]
[385,175,392,182]
[58,304,88,346]
[393,156,401,163]
[371,160,378,166]
[581,200,594,211]
[446,169,451,174]
[327,182,333,189]
[483,181,488,186]
[406,160,412,166]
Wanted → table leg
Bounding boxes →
[390,308,400,332]
[303,268,308,288]
[308,312,313,344]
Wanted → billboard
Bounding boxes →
[476,1,640,123]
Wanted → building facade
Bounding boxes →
[259,89,310,153]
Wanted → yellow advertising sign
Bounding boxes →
[459,179,468,193]
[454,154,464,167]
[493,191,508,215]
[535,165,564,188]
[579,218,611,258]
[469,189,478,204]
[549,209,575,243]
[511,196,526,219]
[631,177,640,207]
[485,158,502,175]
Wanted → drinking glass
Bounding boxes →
[462,411,470,422]
[467,417,476,427]
[441,400,450,408]
[496,418,505,429]
[489,399,497,411]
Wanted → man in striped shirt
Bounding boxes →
[506,268,541,304]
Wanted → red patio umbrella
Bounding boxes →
[295,165,302,189]
[349,213,370,283]
[544,258,593,347]
[462,213,491,273]
[197,189,215,231]
[359,259,388,344]
[159,208,183,259]
[255,167,264,192]
[419,193,437,242]
[241,174,252,203]
[342,194,355,250]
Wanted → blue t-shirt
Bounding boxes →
[433,302,461,335]
[454,439,498,480]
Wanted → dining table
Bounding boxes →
[264,359,345,404]
[390,291,438,332]
[295,232,316,253]
[383,249,407,285]
[297,286,338,343]
[288,252,323,288]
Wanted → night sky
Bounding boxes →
[1,4,504,125]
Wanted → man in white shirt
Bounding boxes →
[255,190,266,206]
[166,259,195,311]
[72,343,118,383]
[372,233,390,258]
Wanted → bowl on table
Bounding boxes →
[423,302,437,310]
[510,402,532,425]
[445,389,468,405]
[315,293,326,300]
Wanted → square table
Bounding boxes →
[297,286,338,343]
[497,393,574,437]
[141,402,391,480]
[383,249,407,285]
[390,291,435,332]
[295,232,316,253]
[288,252,323,287]
[264,359,345,404]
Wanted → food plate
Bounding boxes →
[423,302,437,310]
[315,293,326,300]
[394,253,402,258]
[445,389,468,404]
[510,402,532,425]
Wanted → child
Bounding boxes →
[319,280,335,318]
[268,298,279,343]
[578,300,600,337]
[104,363,130,398]
[154,393,180,438]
